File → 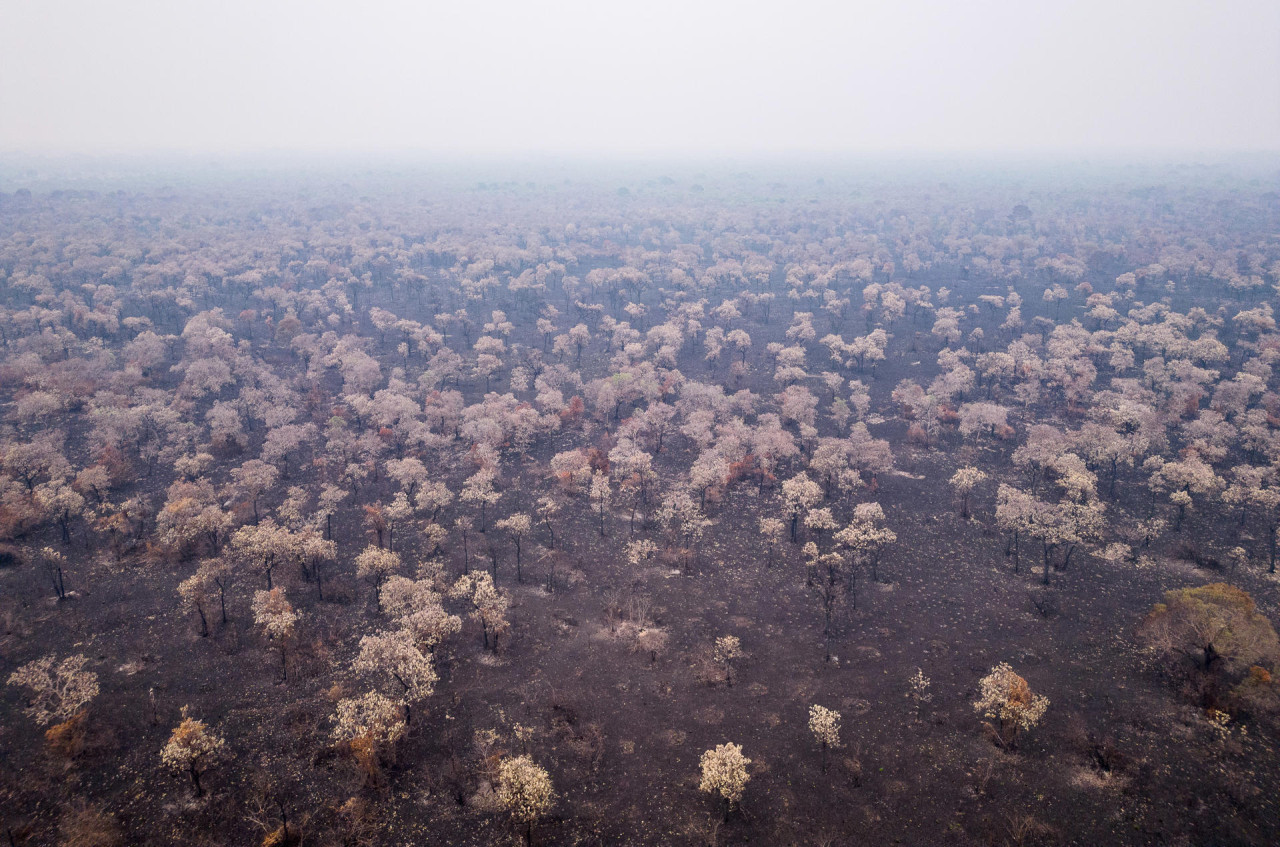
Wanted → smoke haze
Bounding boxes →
[3,0,1277,156]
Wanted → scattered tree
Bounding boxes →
[6,654,99,726]
[949,466,987,519]
[808,704,841,772]
[496,755,555,846]
[699,742,752,821]
[972,662,1049,749]
[160,706,226,797]
[252,588,298,682]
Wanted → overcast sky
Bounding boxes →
[2,0,1277,156]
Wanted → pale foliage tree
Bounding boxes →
[495,513,533,582]
[274,484,310,531]
[957,402,1010,440]
[34,545,69,600]
[194,556,233,625]
[332,690,407,772]
[354,629,438,723]
[156,480,232,555]
[759,516,786,567]
[803,507,838,548]
[381,492,414,551]
[33,478,85,544]
[995,483,1035,574]
[1147,454,1222,532]
[713,635,743,687]
[949,466,987,518]
[972,662,1049,749]
[381,575,461,650]
[496,755,555,846]
[6,654,99,725]
[450,571,510,651]
[781,473,823,542]
[699,742,752,820]
[589,471,612,536]
[414,478,453,521]
[177,569,215,637]
[1139,582,1280,673]
[228,459,279,523]
[657,489,712,567]
[227,519,300,590]
[625,538,658,567]
[355,545,402,606]
[160,706,226,796]
[907,668,933,720]
[461,467,501,531]
[252,587,297,681]
[549,449,593,493]
[834,502,897,582]
[808,704,841,771]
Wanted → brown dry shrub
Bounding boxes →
[45,711,88,758]
[840,754,863,787]
[347,735,384,787]
[58,800,122,847]
[585,446,611,474]
[335,796,379,847]
[1232,665,1280,718]
[320,576,359,604]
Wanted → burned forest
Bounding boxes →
[2,161,1280,846]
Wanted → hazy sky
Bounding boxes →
[3,0,1278,156]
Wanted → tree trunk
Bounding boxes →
[1203,643,1218,670]
[1270,524,1277,574]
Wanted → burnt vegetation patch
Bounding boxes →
[0,163,1279,845]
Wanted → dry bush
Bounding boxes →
[1231,665,1280,719]
[334,796,380,847]
[320,576,359,605]
[566,722,605,771]
[45,711,88,758]
[691,645,725,687]
[58,800,122,847]
[1005,813,1055,847]
[840,751,863,787]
